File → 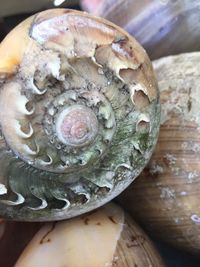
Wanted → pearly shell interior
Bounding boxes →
[0,9,160,221]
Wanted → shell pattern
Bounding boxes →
[0,9,160,221]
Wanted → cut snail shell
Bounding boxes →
[118,52,200,254]
[0,9,160,221]
[15,203,165,267]
[81,0,200,59]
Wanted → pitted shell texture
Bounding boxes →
[0,9,160,221]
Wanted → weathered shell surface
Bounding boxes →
[81,0,200,59]
[15,203,165,267]
[0,9,160,221]
[118,52,200,254]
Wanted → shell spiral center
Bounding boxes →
[56,105,98,147]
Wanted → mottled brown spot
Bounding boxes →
[114,36,133,57]
[108,216,117,224]
[96,222,101,226]
[113,36,133,58]
[187,87,192,112]
[114,36,128,45]
[126,235,145,248]
[187,99,192,112]
[84,217,90,225]
[40,222,56,245]
[163,156,171,167]
[81,210,98,223]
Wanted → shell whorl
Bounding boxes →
[0,9,160,221]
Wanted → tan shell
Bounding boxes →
[15,203,165,267]
[118,52,200,254]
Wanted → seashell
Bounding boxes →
[118,52,200,254]
[15,203,165,267]
[81,0,200,59]
[0,9,160,221]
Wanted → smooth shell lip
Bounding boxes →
[55,105,99,147]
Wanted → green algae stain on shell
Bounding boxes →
[0,9,160,221]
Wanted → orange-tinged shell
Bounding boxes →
[0,16,34,74]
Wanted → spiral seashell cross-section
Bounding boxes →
[0,9,160,221]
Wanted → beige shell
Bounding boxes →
[118,52,200,254]
[14,203,165,267]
